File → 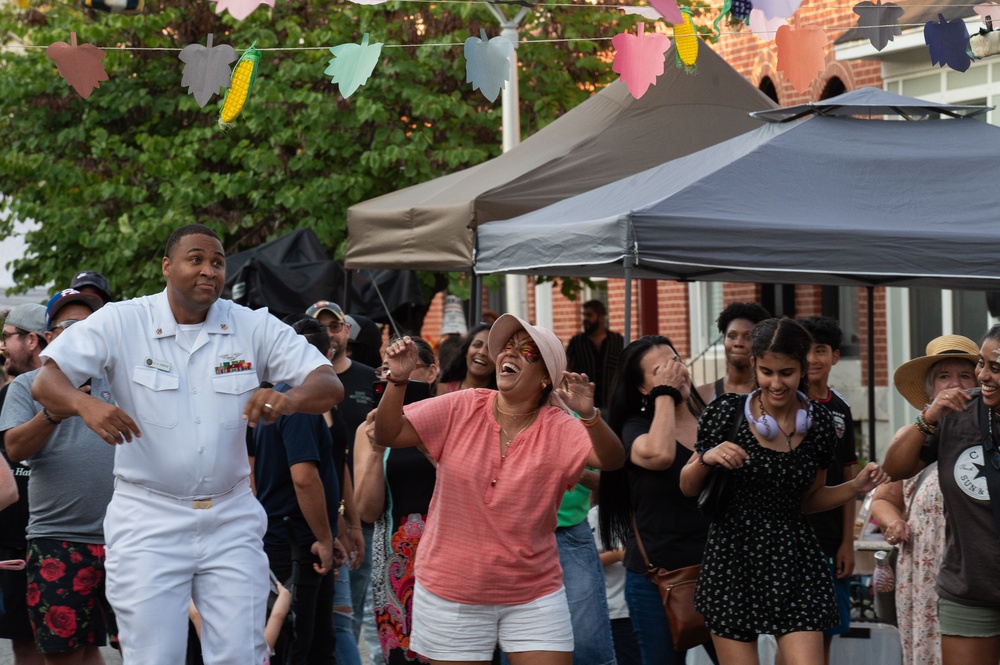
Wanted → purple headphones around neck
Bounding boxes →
[743,389,813,440]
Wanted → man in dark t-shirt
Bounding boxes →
[305,301,376,646]
[799,317,858,664]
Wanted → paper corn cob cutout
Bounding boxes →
[219,43,261,127]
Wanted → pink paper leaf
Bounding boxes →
[975,2,1000,27]
[46,33,108,100]
[211,0,275,21]
[775,24,827,93]
[612,23,672,99]
[648,0,684,25]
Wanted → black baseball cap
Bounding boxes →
[70,270,112,303]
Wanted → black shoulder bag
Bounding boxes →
[697,394,747,519]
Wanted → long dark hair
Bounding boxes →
[439,323,497,389]
[599,335,706,550]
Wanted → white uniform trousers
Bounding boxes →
[104,477,269,665]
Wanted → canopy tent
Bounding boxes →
[475,91,1000,290]
[475,88,1000,460]
[345,42,777,271]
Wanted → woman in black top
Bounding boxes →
[600,335,716,665]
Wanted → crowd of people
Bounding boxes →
[0,232,989,665]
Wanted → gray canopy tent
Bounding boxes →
[345,42,777,282]
[475,88,1000,459]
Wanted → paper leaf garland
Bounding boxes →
[749,8,787,41]
[464,29,514,103]
[648,0,683,25]
[325,33,383,99]
[179,34,238,107]
[853,0,904,51]
[611,23,671,99]
[775,25,827,93]
[752,0,803,20]
[211,0,274,21]
[925,14,972,72]
[46,33,108,100]
[673,10,699,72]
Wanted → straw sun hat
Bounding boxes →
[893,334,981,410]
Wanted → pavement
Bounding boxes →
[0,633,372,664]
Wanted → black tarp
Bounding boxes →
[223,228,432,331]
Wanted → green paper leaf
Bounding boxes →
[325,33,382,99]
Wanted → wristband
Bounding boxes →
[579,407,601,428]
[384,369,410,387]
[649,384,683,406]
[42,408,61,426]
[698,450,716,467]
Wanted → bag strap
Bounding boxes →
[728,394,748,443]
[976,396,1000,541]
[632,514,654,571]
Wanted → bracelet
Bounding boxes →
[388,377,409,387]
[649,384,683,405]
[580,407,601,428]
[914,413,936,436]
[698,450,716,467]
[42,408,61,426]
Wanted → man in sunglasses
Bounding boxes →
[305,300,376,652]
[1,288,117,664]
[0,302,46,665]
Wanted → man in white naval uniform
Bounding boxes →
[31,224,343,665]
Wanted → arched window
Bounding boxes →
[759,76,778,104]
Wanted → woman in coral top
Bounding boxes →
[375,313,625,665]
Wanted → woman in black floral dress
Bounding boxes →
[680,318,887,665]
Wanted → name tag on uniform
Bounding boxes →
[145,357,171,372]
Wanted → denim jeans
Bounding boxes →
[498,520,615,664]
[624,569,718,665]
[334,561,362,665]
[350,522,375,640]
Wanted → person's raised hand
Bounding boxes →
[383,336,419,382]
[558,371,595,417]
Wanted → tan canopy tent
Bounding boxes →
[345,43,777,271]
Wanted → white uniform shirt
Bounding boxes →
[41,290,330,499]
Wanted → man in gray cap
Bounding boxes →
[0,302,46,665]
[1,304,46,379]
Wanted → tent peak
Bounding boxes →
[752,87,993,122]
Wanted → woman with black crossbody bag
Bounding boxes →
[599,336,718,665]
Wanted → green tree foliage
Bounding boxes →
[0,0,640,299]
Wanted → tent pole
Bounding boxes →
[867,285,876,463]
[623,259,633,347]
[469,272,483,328]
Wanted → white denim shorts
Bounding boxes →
[409,581,574,660]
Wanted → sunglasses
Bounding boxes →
[503,338,541,364]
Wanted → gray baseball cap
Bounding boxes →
[5,303,47,336]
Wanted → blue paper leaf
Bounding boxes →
[925,13,971,71]
[464,29,514,103]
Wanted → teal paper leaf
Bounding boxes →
[325,33,383,98]
[464,29,514,103]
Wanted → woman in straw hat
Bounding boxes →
[374,314,625,664]
[884,328,1000,665]
[872,335,979,665]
